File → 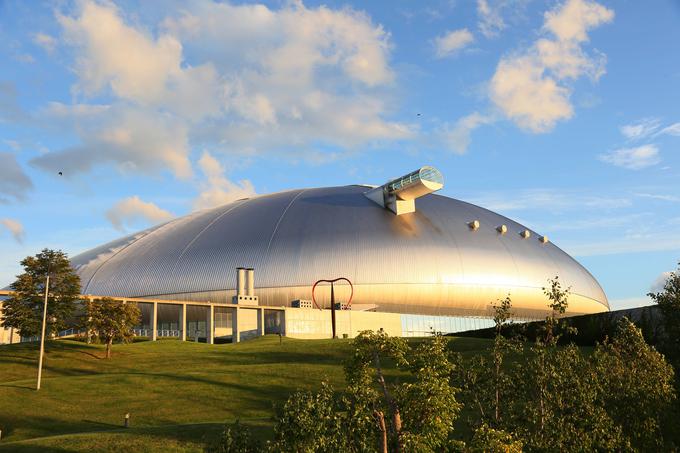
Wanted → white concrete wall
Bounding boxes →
[283,308,402,339]
[0,302,20,345]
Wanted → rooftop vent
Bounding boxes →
[468,220,480,230]
[364,166,444,215]
[497,224,507,234]
[520,229,531,239]
[540,235,549,244]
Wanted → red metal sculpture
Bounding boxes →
[311,277,354,339]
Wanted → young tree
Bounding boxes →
[593,317,676,451]
[86,297,141,359]
[265,331,461,453]
[519,344,628,452]
[271,382,352,453]
[1,249,80,338]
[210,420,262,453]
[490,295,514,425]
[541,276,571,346]
[466,424,523,453]
[648,262,680,363]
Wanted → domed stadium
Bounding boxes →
[69,167,608,339]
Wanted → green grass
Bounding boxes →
[0,335,492,452]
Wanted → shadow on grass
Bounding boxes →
[0,420,236,452]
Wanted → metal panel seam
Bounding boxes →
[264,189,307,256]
[168,199,250,276]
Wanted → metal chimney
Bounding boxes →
[236,267,245,296]
[246,268,255,296]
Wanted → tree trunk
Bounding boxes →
[374,410,388,453]
[373,351,402,452]
[106,338,113,359]
[495,347,501,423]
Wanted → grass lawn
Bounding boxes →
[0,335,492,452]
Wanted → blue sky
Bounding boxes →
[0,0,679,309]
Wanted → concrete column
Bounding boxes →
[152,302,158,341]
[208,305,214,345]
[258,308,265,336]
[181,304,187,341]
[232,307,240,343]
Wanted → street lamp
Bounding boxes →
[36,263,50,391]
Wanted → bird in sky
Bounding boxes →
[58,171,63,176]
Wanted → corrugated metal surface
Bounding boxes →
[70,185,608,317]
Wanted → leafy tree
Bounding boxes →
[520,343,628,452]
[593,317,676,451]
[396,333,461,451]
[344,329,409,453]
[453,295,519,429]
[210,420,261,453]
[85,297,141,359]
[270,382,356,453]
[265,331,461,453]
[466,424,523,453]
[1,249,80,338]
[541,276,572,345]
[490,295,516,425]
[648,262,680,363]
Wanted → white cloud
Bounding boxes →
[433,28,474,58]
[58,1,222,120]
[106,196,174,232]
[466,188,631,213]
[32,105,192,179]
[598,144,660,170]
[566,236,680,257]
[441,112,494,154]
[0,152,33,203]
[33,32,57,53]
[650,271,673,293]
[659,122,680,136]
[477,0,506,38]
[620,118,661,140]
[0,218,25,243]
[635,193,680,202]
[193,151,257,211]
[42,0,411,179]
[489,0,613,132]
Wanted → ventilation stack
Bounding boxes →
[232,267,259,305]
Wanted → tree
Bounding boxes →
[519,343,628,452]
[490,295,515,425]
[453,295,519,429]
[466,424,523,453]
[1,249,80,338]
[593,317,676,451]
[210,420,261,453]
[86,297,141,359]
[648,262,680,363]
[271,382,353,453]
[264,331,461,453]
[541,276,572,346]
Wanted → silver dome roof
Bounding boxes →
[71,185,608,317]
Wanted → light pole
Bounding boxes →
[36,267,50,391]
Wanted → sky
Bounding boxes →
[0,0,679,309]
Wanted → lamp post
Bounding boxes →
[36,266,50,391]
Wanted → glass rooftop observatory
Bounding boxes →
[365,165,445,215]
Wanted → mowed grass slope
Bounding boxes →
[0,335,492,452]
